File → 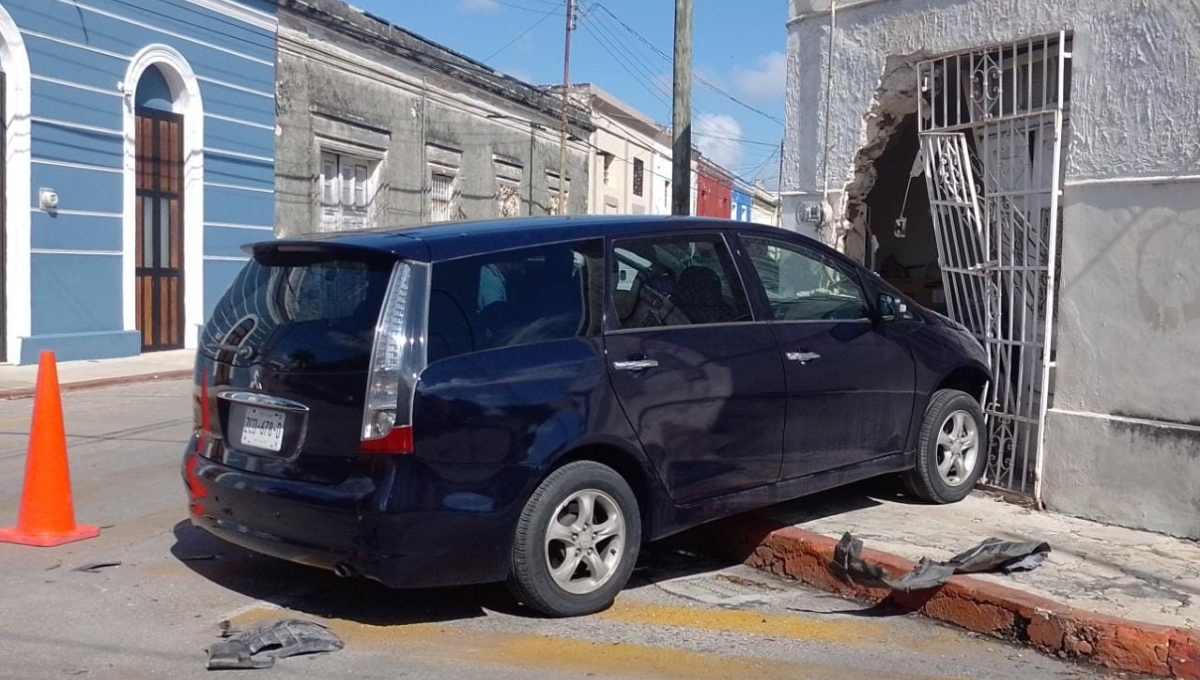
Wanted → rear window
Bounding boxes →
[201,255,394,371]
[428,240,604,364]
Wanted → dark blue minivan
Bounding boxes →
[183,216,990,617]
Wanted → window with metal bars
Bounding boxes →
[547,172,570,215]
[319,151,374,232]
[430,171,456,222]
[633,158,645,198]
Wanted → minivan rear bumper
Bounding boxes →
[182,442,530,589]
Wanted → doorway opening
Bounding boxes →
[134,66,185,351]
[863,114,947,316]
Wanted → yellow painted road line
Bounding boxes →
[598,598,962,651]
[227,605,968,680]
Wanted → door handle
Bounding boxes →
[786,351,821,364]
[613,359,659,372]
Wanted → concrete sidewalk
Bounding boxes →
[0,349,194,398]
[705,482,1200,678]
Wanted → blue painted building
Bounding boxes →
[0,0,276,363]
[731,182,753,222]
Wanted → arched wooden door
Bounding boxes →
[135,109,184,351]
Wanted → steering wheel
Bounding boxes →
[626,274,679,328]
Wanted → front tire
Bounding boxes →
[904,389,987,504]
[508,461,641,617]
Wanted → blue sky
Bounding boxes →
[354,0,789,187]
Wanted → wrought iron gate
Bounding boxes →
[916,32,1071,501]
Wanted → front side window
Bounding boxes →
[742,236,869,322]
[427,241,604,363]
[610,236,751,330]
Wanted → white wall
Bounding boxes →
[586,102,657,216]
[783,0,1200,237]
[651,142,673,215]
[783,0,1200,537]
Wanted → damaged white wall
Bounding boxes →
[782,0,1200,538]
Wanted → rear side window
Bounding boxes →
[611,235,751,330]
[201,256,394,370]
[427,240,604,364]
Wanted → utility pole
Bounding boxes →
[671,0,693,216]
[557,0,576,216]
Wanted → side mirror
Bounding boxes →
[877,293,909,322]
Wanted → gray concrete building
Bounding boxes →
[781,0,1200,537]
[274,0,592,237]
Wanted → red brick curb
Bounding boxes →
[0,369,193,401]
[700,515,1199,678]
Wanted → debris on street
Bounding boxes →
[205,619,344,670]
[72,561,122,574]
[832,533,1050,592]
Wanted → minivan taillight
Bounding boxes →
[361,260,430,455]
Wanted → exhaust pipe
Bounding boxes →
[333,562,358,579]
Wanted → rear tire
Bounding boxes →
[507,461,641,617]
[903,389,987,504]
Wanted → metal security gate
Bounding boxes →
[916,32,1071,501]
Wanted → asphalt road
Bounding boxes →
[0,380,1120,679]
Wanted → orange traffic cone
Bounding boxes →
[0,351,99,547]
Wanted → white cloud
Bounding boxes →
[695,113,744,170]
[457,0,500,14]
[733,52,787,102]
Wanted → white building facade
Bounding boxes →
[575,85,670,217]
[781,0,1200,538]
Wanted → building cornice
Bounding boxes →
[183,0,277,32]
[280,28,592,145]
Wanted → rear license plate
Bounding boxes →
[240,407,286,452]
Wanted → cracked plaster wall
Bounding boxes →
[784,0,1200,537]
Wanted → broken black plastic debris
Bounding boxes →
[205,619,344,671]
[72,561,122,574]
[832,533,1050,592]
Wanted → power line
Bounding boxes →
[582,6,672,105]
[578,22,673,113]
[583,7,729,128]
[584,4,772,139]
[483,6,561,62]
[746,146,779,182]
[488,0,567,14]
[73,0,274,52]
[693,132,782,148]
[494,0,564,6]
[589,1,784,126]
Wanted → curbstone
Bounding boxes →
[0,370,193,401]
[700,516,1199,679]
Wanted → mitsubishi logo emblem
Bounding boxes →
[248,366,263,391]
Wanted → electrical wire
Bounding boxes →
[589,2,784,126]
[578,22,673,113]
[482,6,562,62]
[692,132,782,148]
